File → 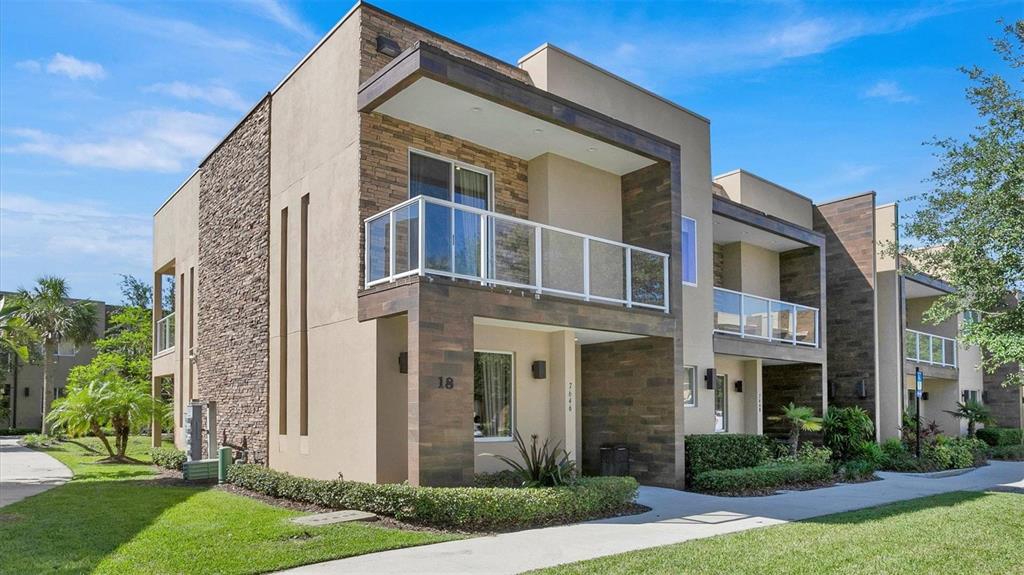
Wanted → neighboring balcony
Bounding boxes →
[364,196,671,312]
[713,287,819,347]
[905,328,957,368]
[155,312,175,356]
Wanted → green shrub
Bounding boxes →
[226,464,638,531]
[823,406,875,462]
[20,433,56,448]
[774,444,831,465]
[691,462,832,495]
[990,444,1024,460]
[976,427,1023,447]
[840,459,878,482]
[684,434,774,482]
[474,470,521,488]
[1,427,41,436]
[480,432,576,487]
[856,440,886,468]
[149,446,186,471]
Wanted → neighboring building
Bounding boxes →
[152,1,1002,488]
[1,293,107,430]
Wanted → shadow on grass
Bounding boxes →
[801,490,989,526]
[0,480,207,575]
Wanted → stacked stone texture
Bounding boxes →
[197,98,272,464]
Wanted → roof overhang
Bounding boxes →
[712,195,824,250]
[905,272,955,298]
[358,42,679,174]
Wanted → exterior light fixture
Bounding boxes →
[398,352,408,374]
[856,379,868,400]
[376,35,401,57]
[962,390,970,402]
[531,361,547,379]
[533,128,543,134]
[587,146,597,152]
[922,392,929,401]
[470,106,482,112]
[734,380,743,393]
[705,368,716,390]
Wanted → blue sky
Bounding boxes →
[1,0,1019,303]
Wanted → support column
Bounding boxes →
[151,376,162,448]
[407,285,475,486]
[548,330,578,465]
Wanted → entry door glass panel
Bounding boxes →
[474,352,513,439]
[715,374,728,432]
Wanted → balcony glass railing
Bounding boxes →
[905,328,957,368]
[155,312,175,355]
[713,287,819,346]
[364,196,670,312]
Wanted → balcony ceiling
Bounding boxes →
[905,276,948,299]
[376,77,657,176]
[712,214,806,252]
[473,317,646,345]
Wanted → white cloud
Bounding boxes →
[4,110,230,172]
[0,193,151,301]
[145,82,249,112]
[244,0,316,40]
[863,80,918,103]
[45,53,106,80]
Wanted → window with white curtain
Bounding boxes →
[715,373,728,432]
[683,365,697,407]
[474,351,514,440]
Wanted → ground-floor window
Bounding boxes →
[474,351,514,440]
[683,365,697,407]
[715,373,728,432]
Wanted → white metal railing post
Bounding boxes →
[534,226,543,293]
[363,218,371,288]
[583,237,590,301]
[625,248,633,308]
[388,210,396,282]
[480,211,488,285]
[662,255,670,313]
[417,197,425,276]
[739,293,745,337]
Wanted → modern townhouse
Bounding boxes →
[1,293,107,430]
[153,1,1016,490]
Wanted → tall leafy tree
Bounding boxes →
[0,297,37,427]
[897,21,1024,387]
[118,274,152,309]
[14,277,97,434]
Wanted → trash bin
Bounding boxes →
[600,445,630,476]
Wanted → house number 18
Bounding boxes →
[437,377,454,389]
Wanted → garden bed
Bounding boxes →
[226,464,641,532]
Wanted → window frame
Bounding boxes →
[681,216,698,287]
[473,349,516,443]
[683,365,697,408]
[714,373,728,433]
[408,148,495,211]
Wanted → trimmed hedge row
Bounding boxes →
[977,427,1023,447]
[685,434,775,481]
[149,447,187,471]
[990,444,1024,461]
[227,464,638,531]
[691,462,833,495]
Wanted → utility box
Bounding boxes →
[183,400,218,462]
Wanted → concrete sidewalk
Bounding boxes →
[279,461,1024,575]
[0,437,73,508]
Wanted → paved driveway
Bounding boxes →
[0,437,72,508]
[279,461,1024,575]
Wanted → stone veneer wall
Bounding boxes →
[712,243,724,287]
[197,98,271,463]
[621,163,673,254]
[762,363,825,438]
[358,113,530,288]
[779,246,822,309]
[359,6,530,85]
[985,361,1023,428]
[814,193,877,416]
[580,337,678,487]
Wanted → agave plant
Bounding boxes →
[482,432,577,487]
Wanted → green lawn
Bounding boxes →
[0,437,455,575]
[532,491,1024,575]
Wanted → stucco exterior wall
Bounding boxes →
[877,270,904,439]
[713,170,813,229]
[528,153,622,241]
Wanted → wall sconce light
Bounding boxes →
[962,390,970,402]
[398,352,408,374]
[531,361,547,379]
[24,387,30,397]
[376,35,401,57]
[705,368,716,390]
[982,391,989,403]
[856,379,868,400]
[922,392,930,401]
[827,379,836,398]
[734,380,743,393]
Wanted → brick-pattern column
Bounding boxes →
[197,97,272,464]
[762,363,825,438]
[814,193,876,417]
[985,361,1023,428]
[408,284,475,486]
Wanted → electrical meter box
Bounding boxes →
[183,400,218,462]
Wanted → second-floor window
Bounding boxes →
[409,150,491,210]
[681,216,697,286]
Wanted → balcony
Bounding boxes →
[155,312,175,355]
[713,287,819,347]
[364,196,670,312]
[905,329,957,368]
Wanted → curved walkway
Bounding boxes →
[0,437,72,508]
[279,461,1024,575]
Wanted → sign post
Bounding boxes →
[915,368,924,458]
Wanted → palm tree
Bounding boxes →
[944,400,995,438]
[770,403,824,455]
[47,381,115,457]
[14,277,96,434]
